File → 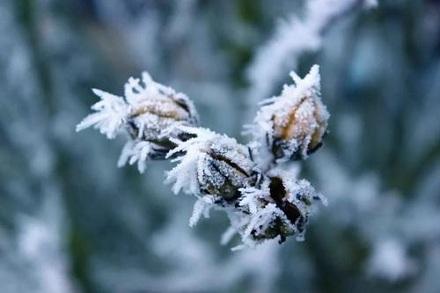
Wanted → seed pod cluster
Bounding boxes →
[165,128,326,246]
[77,65,328,248]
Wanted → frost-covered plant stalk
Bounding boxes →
[77,65,329,248]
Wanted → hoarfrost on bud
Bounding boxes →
[242,203,288,240]
[123,72,198,144]
[166,127,257,200]
[239,183,269,214]
[232,171,326,246]
[249,65,329,163]
[77,72,199,170]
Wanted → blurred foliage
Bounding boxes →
[0,0,439,292]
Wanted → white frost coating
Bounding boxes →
[118,140,153,173]
[77,72,198,169]
[238,178,271,214]
[246,0,376,108]
[166,126,253,196]
[166,127,218,195]
[248,65,329,164]
[242,203,287,241]
[76,89,129,139]
[189,196,214,227]
[165,125,325,246]
[123,72,197,123]
[269,168,328,209]
[228,173,325,248]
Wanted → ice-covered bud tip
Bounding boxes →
[124,73,198,150]
[242,175,326,244]
[166,127,257,201]
[76,72,199,172]
[251,65,329,161]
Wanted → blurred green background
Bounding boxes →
[0,0,439,292]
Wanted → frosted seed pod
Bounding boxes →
[271,92,328,160]
[251,65,329,161]
[247,176,325,243]
[251,176,303,242]
[124,73,198,158]
[166,127,258,201]
[248,212,297,244]
[198,143,257,200]
[268,176,307,236]
[76,72,199,172]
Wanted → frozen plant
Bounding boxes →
[77,65,329,248]
[76,72,198,173]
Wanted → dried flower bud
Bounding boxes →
[76,72,199,172]
[198,141,257,200]
[124,73,198,151]
[166,127,257,201]
[250,65,329,162]
[235,173,326,246]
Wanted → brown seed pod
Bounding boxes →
[124,73,199,158]
[245,175,323,243]
[271,93,328,160]
[197,138,257,201]
[166,128,259,201]
[250,65,329,162]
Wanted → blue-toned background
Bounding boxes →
[0,0,439,292]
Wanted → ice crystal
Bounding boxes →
[117,140,155,173]
[76,89,129,139]
[189,197,214,227]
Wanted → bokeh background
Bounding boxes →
[1,0,440,292]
